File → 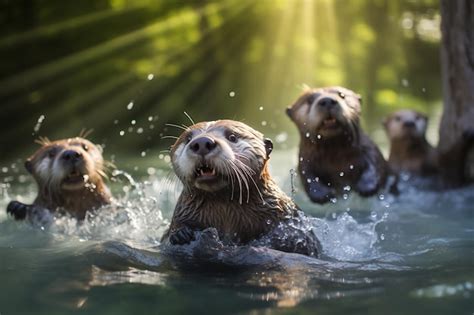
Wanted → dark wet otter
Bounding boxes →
[6,137,112,221]
[383,110,438,175]
[163,120,321,257]
[286,86,396,204]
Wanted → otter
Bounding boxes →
[383,110,438,175]
[163,120,321,257]
[6,137,112,221]
[286,86,396,204]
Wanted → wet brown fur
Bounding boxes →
[287,86,394,203]
[163,120,320,256]
[20,137,111,220]
[383,110,438,175]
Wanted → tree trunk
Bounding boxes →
[438,0,474,185]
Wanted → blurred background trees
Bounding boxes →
[0,0,441,164]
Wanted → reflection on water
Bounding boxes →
[0,148,473,314]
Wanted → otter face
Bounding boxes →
[286,86,361,139]
[383,110,427,140]
[25,137,105,192]
[171,120,272,193]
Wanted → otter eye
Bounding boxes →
[185,134,193,144]
[82,144,89,151]
[227,133,238,143]
[395,116,401,122]
[48,150,57,158]
[306,94,316,104]
[338,92,346,99]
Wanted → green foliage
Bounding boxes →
[0,0,441,160]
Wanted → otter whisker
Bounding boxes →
[165,123,189,131]
[230,160,250,204]
[233,159,265,204]
[183,111,195,125]
[161,135,179,140]
[229,162,243,204]
[79,128,94,139]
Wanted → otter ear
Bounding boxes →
[356,94,362,104]
[286,107,293,118]
[264,138,273,158]
[24,160,33,174]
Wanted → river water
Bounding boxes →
[0,148,472,315]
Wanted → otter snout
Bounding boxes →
[188,136,217,156]
[317,97,338,108]
[61,149,83,164]
[403,120,416,129]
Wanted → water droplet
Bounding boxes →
[33,115,46,133]
[2,167,8,173]
[343,185,351,191]
[422,87,426,92]
[137,127,144,134]
[331,212,337,219]
[147,74,154,80]
[141,151,146,157]
[149,124,155,129]
[158,154,164,159]
[343,193,348,200]
[317,134,322,139]
[113,120,119,125]
[127,102,134,110]
[305,132,310,138]
[259,106,264,111]
[401,78,409,87]
[315,177,319,182]
[307,178,312,183]
[261,121,267,126]
[131,120,136,125]
[229,91,236,97]
[148,116,153,122]
[275,132,288,143]
[147,167,156,175]
[119,130,125,136]
[349,164,354,170]
[378,194,385,200]
[380,234,385,240]
[330,198,337,204]
[339,172,344,177]
[164,155,171,163]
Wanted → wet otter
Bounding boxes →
[383,110,438,175]
[6,137,112,221]
[286,86,396,204]
[163,120,321,257]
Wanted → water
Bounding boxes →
[1,150,473,315]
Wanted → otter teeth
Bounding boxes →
[196,165,216,177]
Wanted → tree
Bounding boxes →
[438,0,474,185]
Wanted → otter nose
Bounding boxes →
[189,136,217,156]
[317,97,338,108]
[61,150,83,162]
[403,121,416,128]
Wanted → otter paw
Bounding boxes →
[169,226,195,245]
[307,187,335,204]
[355,179,379,197]
[6,201,29,220]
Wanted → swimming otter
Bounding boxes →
[383,110,438,175]
[286,86,395,203]
[6,137,112,221]
[163,120,321,257]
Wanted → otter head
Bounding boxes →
[25,137,106,193]
[286,86,362,142]
[383,110,428,141]
[170,120,273,193]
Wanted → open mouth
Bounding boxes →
[62,170,87,185]
[195,164,218,181]
[322,117,338,129]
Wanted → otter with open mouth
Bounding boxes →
[163,120,321,257]
[287,86,397,203]
[6,137,112,221]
